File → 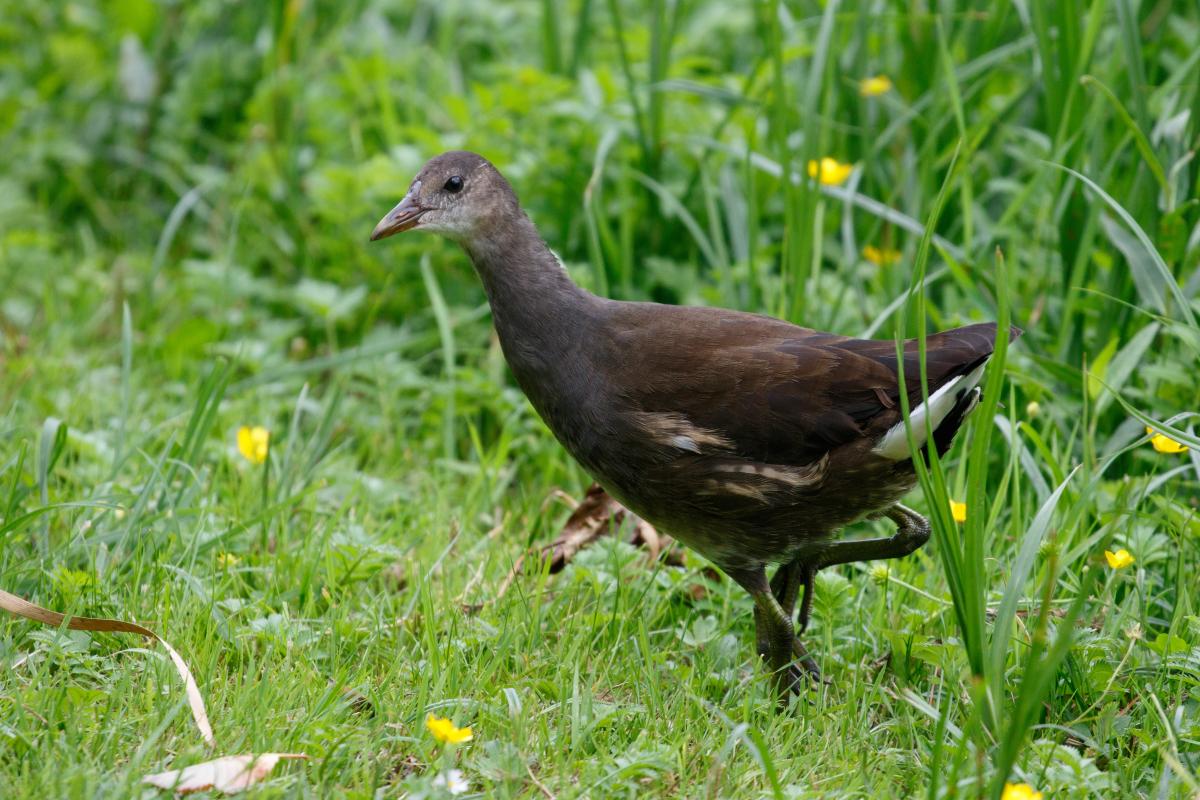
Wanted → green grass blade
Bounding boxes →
[1046,162,1198,329]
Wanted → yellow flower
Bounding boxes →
[807,157,854,186]
[1001,783,1043,800]
[216,552,240,569]
[949,500,967,524]
[1104,548,1135,570]
[862,244,901,266]
[237,426,270,464]
[859,75,892,97]
[1145,426,1187,454]
[426,713,473,744]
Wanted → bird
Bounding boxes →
[370,150,1018,697]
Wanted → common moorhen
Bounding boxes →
[371,151,1017,695]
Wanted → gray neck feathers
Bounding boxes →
[457,203,615,468]
[461,210,596,385]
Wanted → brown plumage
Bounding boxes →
[372,151,1019,697]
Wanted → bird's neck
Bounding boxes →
[461,214,608,464]
[462,213,593,344]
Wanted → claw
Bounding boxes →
[774,661,825,700]
[766,643,825,701]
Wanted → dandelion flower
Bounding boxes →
[1145,426,1187,454]
[432,768,469,795]
[237,426,270,465]
[1001,784,1043,800]
[1104,548,1134,570]
[949,499,967,523]
[862,244,901,266]
[807,157,854,186]
[859,75,892,97]
[426,713,473,744]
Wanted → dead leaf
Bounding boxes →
[494,484,681,603]
[0,587,213,745]
[143,754,307,794]
[493,552,527,604]
[541,484,626,572]
[541,483,680,572]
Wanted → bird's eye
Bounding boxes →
[443,176,464,193]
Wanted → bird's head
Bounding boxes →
[369,151,516,244]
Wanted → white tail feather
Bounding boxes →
[872,361,988,460]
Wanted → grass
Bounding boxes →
[2,0,1199,797]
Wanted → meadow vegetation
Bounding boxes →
[1,1,1199,797]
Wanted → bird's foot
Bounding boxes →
[768,657,824,701]
[792,640,825,682]
[764,639,825,700]
[743,573,829,703]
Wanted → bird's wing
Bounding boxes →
[602,302,1007,467]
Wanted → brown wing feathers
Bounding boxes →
[610,306,1016,467]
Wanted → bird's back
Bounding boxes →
[592,300,1005,464]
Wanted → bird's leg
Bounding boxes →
[754,561,799,655]
[815,503,931,571]
[766,560,821,664]
[769,560,804,615]
[794,562,818,634]
[735,566,820,698]
[761,505,929,680]
[761,503,929,671]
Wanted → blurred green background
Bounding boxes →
[1,1,1199,798]
[3,1,1198,380]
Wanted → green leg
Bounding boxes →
[816,503,931,570]
[755,561,802,657]
[763,559,819,660]
[754,503,930,680]
[770,559,805,616]
[737,566,821,697]
[793,562,817,634]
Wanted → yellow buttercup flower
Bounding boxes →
[807,157,854,186]
[859,75,892,97]
[426,713,473,744]
[949,500,967,523]
[1104,548,1135,570]
[1001,783,1043,800]
[237,426,270,465]
[216,552,240,569]
[1145,426,1187,454]
[862,244,901,266]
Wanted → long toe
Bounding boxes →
[763,642,820,695]
[792,639,824,682]
[771,660,826,702]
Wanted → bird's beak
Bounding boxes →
[370,183,424,241]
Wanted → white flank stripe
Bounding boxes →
[872,361,988,460]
